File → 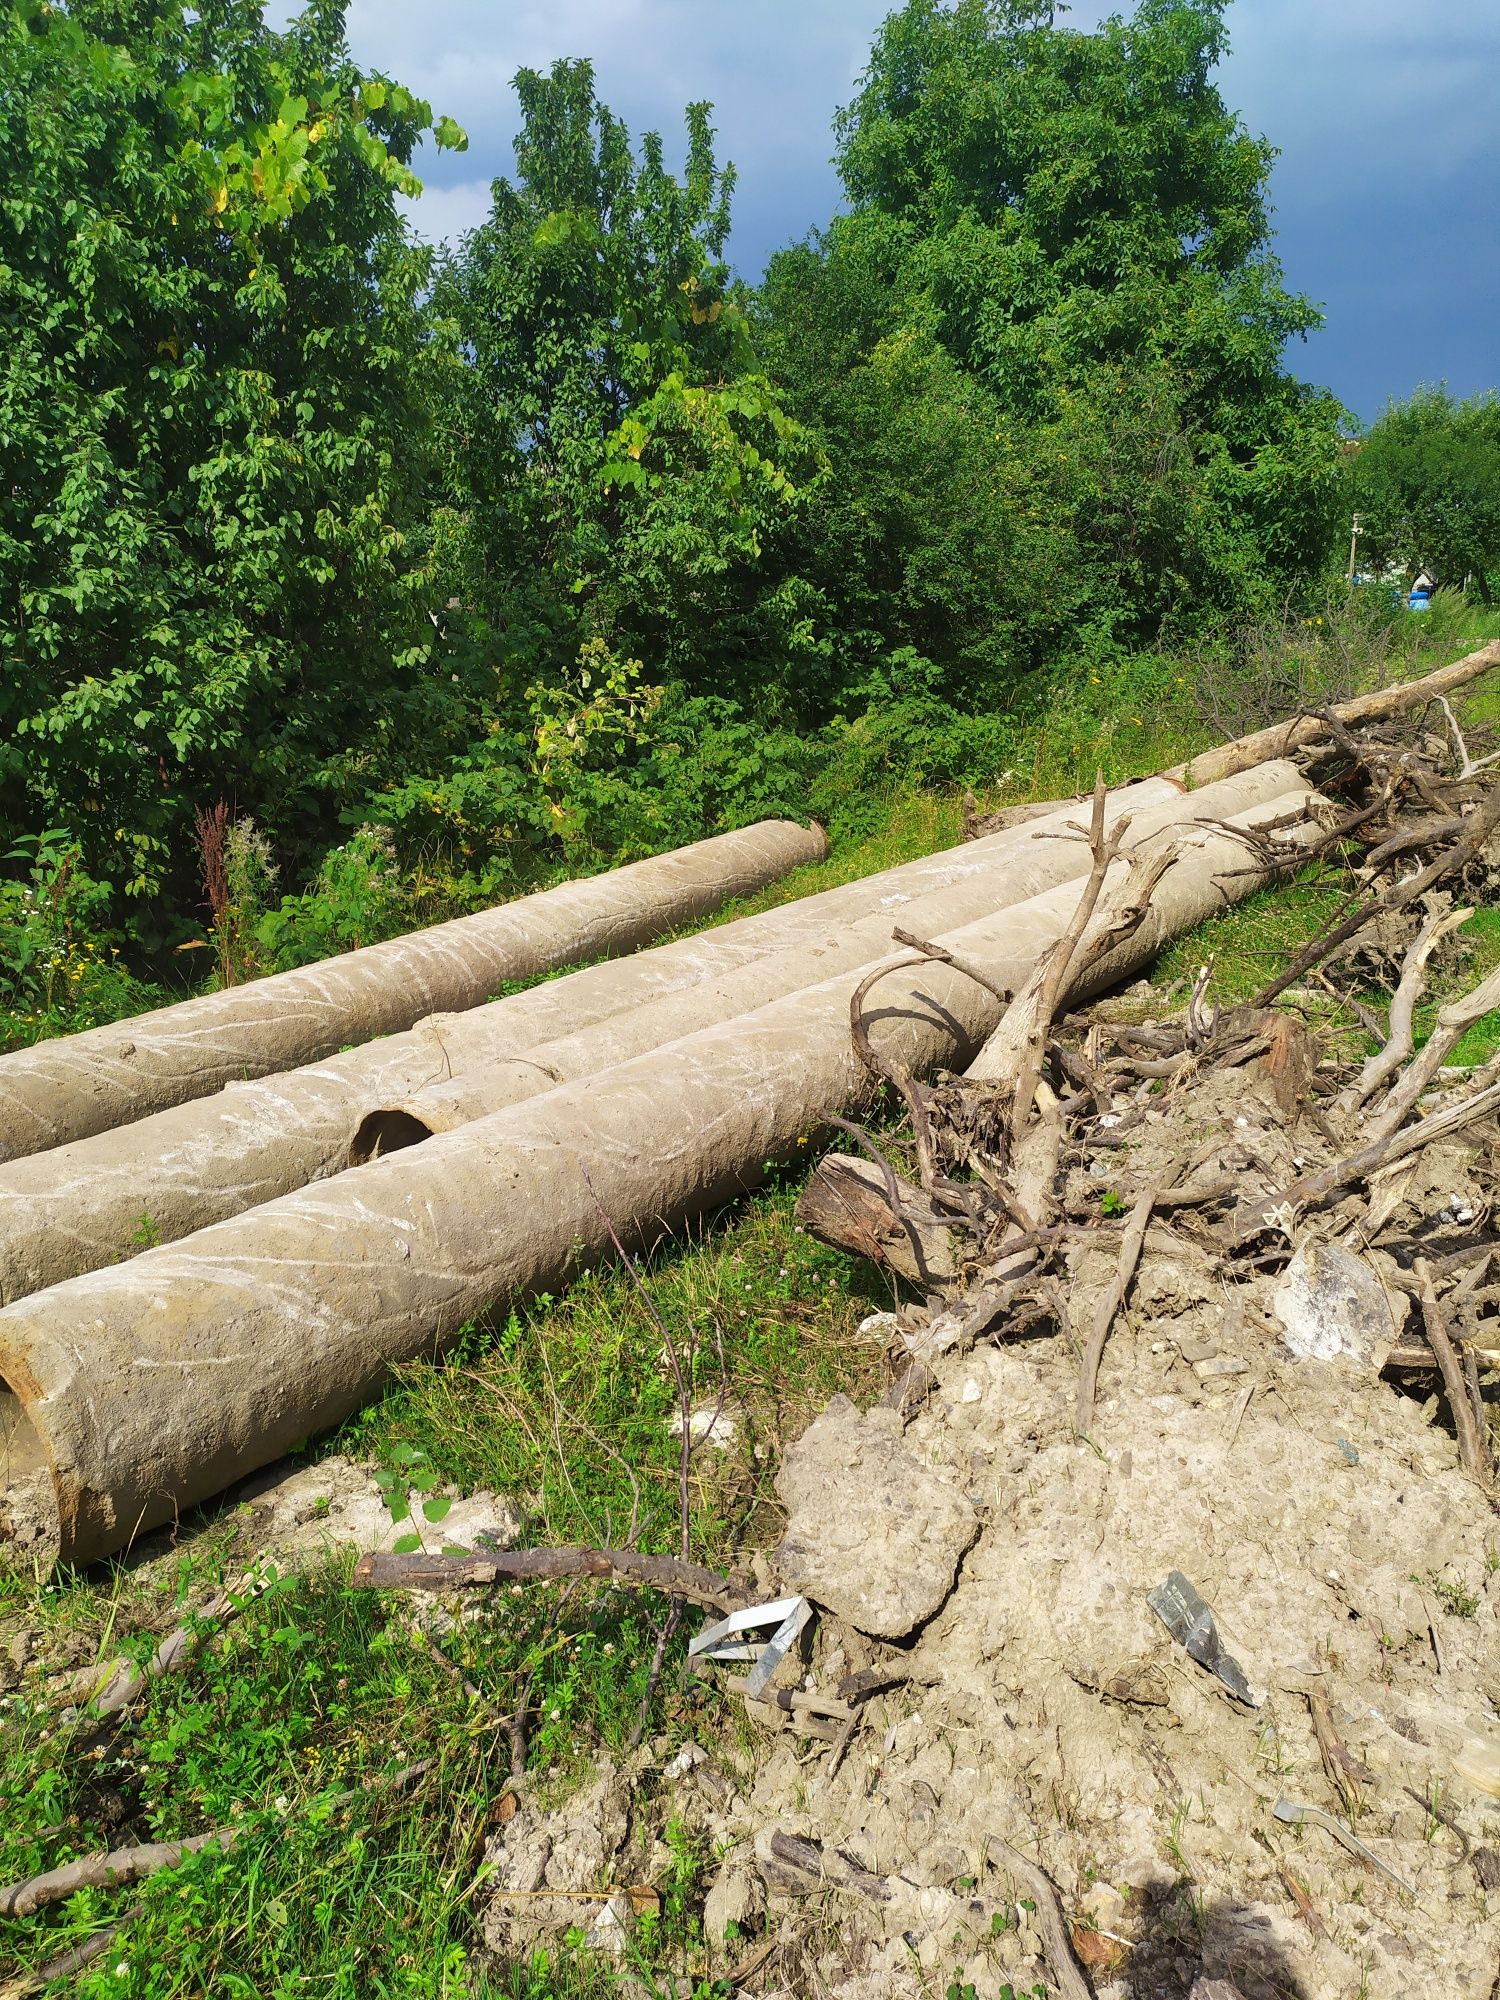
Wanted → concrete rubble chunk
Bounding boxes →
[774,1394,979,1638]
[1272,1240,1401,1368]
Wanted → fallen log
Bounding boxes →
[0,771,1272,1302]
[0,818,827,1164]
[0,789,1317,1568]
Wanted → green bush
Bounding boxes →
[0,829,161,1048]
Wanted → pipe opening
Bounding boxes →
[349,1107,437,1167]
[1,1382,60,1563]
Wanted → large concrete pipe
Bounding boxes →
[349,761,1299,1153]
[0,819,828,1164]
[0,788,1317,1567]
[0,773,1230,1300]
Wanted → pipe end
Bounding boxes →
[348,1107,437,1167]
[1,1383,61,1572]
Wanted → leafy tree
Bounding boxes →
[1352,387,1500,599]
[379,60,822,876]
[436,60,819,702]
[757,0,1347,704]
[0,0,467,917]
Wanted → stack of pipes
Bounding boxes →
[19,631,1500,1571]
[0,763,1326,1569]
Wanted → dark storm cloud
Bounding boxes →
[336,0,1499,422]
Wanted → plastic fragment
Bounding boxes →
[1273,1797,1415,1895]
[1147,1569,1260,1706]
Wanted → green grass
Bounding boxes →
[0,1182,889,1996]
[7,594,1500,1994]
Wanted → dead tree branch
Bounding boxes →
[1431,693,1500,780]
[984,1838,1094,2000]
[1224,1075,1500,1246]
[847,952,945,1188]
[1253,781,1500,1008]
[0,1762,435,1922]
[1364,963,1500,1141]
[351,1546,749,1614]
[1417,1277,1491,1485]
[1339,906,1471,1112]
[1075,1158,1186,1433]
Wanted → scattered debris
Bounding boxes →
[1272,1240,1402,1367]
[688,1595,813,1700]
[1272,1798,1416,1897]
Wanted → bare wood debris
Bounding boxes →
[797,695,1500,1494]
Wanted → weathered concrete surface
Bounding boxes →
[0,788,1317,1567]
[1,772,1254,1300]
[0,817,827,1163]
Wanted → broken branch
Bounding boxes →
[985,1838,1094,2000]
[1417,1278,1491,1485]
[351,1546,749,1614]
[1075,1160,1186,1433]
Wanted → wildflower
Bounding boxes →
[549,1707,562,1721]
[603,1643,615,1656]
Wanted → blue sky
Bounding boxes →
[337,0,1499,426]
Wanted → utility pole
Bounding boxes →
[1346,512,1363,583]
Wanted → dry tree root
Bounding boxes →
[0,1762,437,1927]
[984,1837,1094,2000]
[801,691,1500,1472]
[0,1904,145,2000]
[1074,1155,1187,1434]
[56,1561,278,1721]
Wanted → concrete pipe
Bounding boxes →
[349,761,1300,1154]
[0,787,1316,1568]
[0,775,1223,1300]
[0,818,828,1164]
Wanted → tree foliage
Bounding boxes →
[435,60,819,697]
[0,0,466,912]
[756,0,1347,703]
[1352,387,1500,600]
[1,0,1438,1034]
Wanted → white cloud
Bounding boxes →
[398,174,492,248]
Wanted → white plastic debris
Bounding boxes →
[668,1406,738,1450]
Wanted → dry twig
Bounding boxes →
[1417,1277,1491,1484]
[1075,1158,1187,1432]
[985,1838,1093,2000]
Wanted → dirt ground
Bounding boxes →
[474,1054,1500,2000]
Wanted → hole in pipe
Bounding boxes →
[348,1108,436,1166]
[1,1382,60,1559]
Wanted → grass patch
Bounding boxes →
[0,1181,890,1995]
